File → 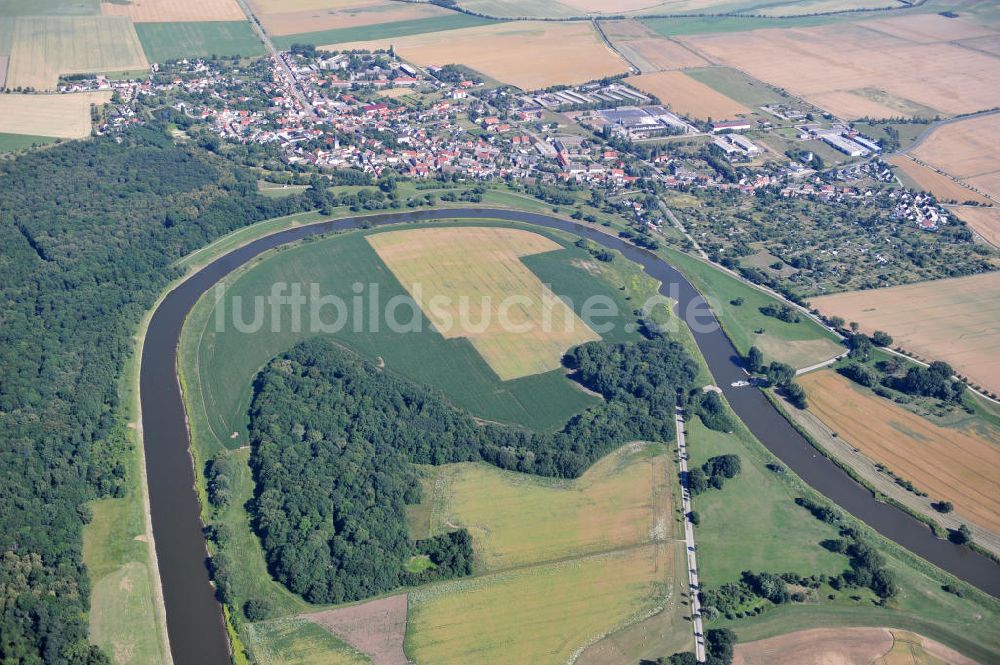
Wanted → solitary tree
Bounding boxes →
[746,345,764,373]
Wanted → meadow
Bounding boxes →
[328,21,628,90]
[242,617,367,665]
[684,66,789,109]
[5,16,148,90]
[404,545,672,665]
[811,271,1000,396]
[414,443,670,571]
[367,226,600,381]
[135,21,265,62]
[628,70,749,121]
[0,91,110,139]
[799,370,1000,533]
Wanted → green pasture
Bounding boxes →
[272,14,497,49]
[136,21,264,63]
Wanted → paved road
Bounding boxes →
[675,408,707,663]
[233,0,315,115]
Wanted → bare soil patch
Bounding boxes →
[628,70,748,120]
[304,594,408,665]
[101,0,244,22]
[735,627,894,665]
[800,370,1000,532]
[327,21,629,90]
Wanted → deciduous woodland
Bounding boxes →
[242,333,728,604]
[0,127,318,663]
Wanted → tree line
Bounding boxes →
[246,333,707,604]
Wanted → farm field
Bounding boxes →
[243,617,367,665]
[405,544,672,665]
[0,0,101,16]
[327,21,629,90]
[888,155,993,205]
[909,113,1000,200]
[0,133,58,152]
[458,0,901,18]
[5,16,148,90]
[602,20,708,72]
[305,595,407,665]
[367,226,599,381]
[798,370,1000,533]
[0,91,109,138]
[628,70,748,120]
[677,15,1000,118]
[684,66,789,108]
[100,0,244,22]
[955,206,1000,248]
[135,21,265,62]
[733,627,977,665]
[810,271,1000,396]
[274,13,497,52]
[415,443,670,571]
[255,1,454,37]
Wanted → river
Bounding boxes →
[139,208,1000,665]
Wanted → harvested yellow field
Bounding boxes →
[328,21,629,90]
[911,114,1000,199]
[101,0,245,22]
[955,207,1000,248]
[887,156,992,205]
[808,90,907,121]
[680,21,1000,118]
[812,272,1000,396]
[258,1,449,36]
[628,70,748,120]
[0,92,111,139]
[5,16,148,91]
[862,13,997,43]
[406,545,671,665]
[560,0,664,11]
[422,444,670,571]
[367,226,600,381]
[799,371,1000,532]
[602,20,708,72]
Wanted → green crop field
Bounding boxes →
[135,21,265,63]
[0,133,58,152]
[186,221,659,439]
[272,14,497,49]
[243,617,366,665]
[684,66,789,109]
[0,0,99,17]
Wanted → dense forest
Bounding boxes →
[0,125,318,663]
[246,335,702,604]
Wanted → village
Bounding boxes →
[59,47,953,233]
